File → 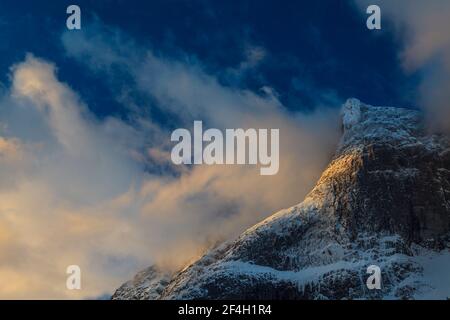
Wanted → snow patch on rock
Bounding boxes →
[342,98,362,129]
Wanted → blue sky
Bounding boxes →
[0,0,420,118]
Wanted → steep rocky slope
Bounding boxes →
[112,266,172,300]
[113,99,450,300]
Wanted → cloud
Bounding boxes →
[0,54,146,298]
[0,137,22,161]
[0,23,341,298]
[355,0,450,132]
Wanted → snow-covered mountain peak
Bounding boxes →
[113,99,450,300]
[341,98,362,129]
[339,99,424,154]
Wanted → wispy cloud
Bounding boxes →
[0,22,341,298]
[356,0,450,132]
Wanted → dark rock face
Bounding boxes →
[113,99,450,300]
[341,142,450,243]
[325,100,450,243]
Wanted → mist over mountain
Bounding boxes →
[1,0,450,301]
[113,99,450,300]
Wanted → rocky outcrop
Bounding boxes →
[332,98,450,243]
[111,266,172,300]
[113,99,450,300]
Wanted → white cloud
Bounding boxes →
[0,25,341,298]
[355,0,450,132]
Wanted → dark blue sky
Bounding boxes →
[0,0,420,119]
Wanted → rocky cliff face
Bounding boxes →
[112,99,450,300]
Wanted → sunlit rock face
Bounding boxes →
[113,99,450,300]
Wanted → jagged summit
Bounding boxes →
[340,98,424,150]
[113,99,450,300]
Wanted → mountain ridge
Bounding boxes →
[112,98,450,300]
